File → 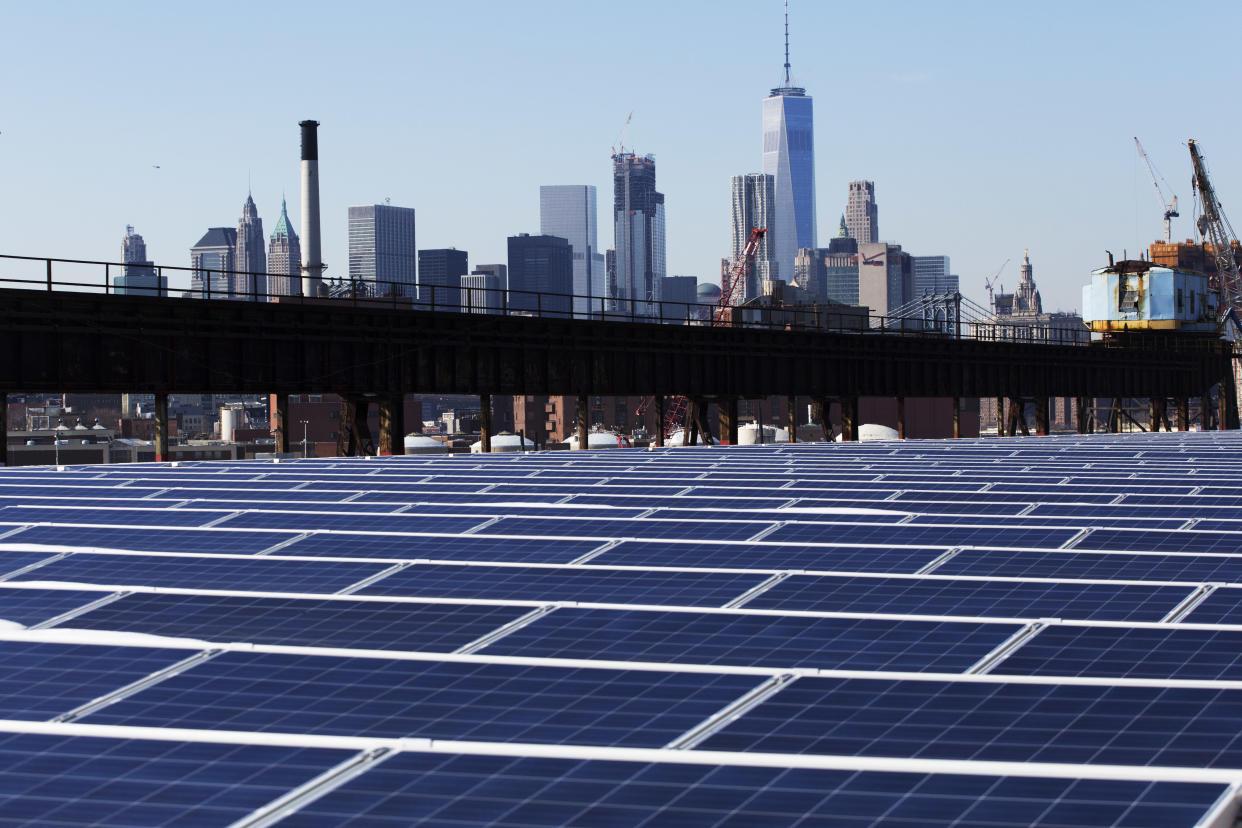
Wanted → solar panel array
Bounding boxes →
[2,432,1242,825]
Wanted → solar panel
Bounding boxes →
[10,553,388,593]
[700,675,1242,768]
[482,607,1022,672]
[743,574,1190,621]
[291,751,1229,828]
[85,651,761,746]
[355,563,768,606]
[0,732,352,826]
[55,591,534,651]
[6,431,1242,823]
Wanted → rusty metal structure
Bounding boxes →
[0,281,1235,462]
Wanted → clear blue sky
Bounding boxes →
[2,0,1239,312]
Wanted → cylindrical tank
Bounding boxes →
[666,429,712,446]
[739,423,789,445]
[471,433,534,453]
[836,423,900,442]
[219,408,239,442]
[563,432,628,450]
[403,434,449,455]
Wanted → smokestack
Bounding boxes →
[299,120,323,297]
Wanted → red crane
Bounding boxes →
[635,228,767,440]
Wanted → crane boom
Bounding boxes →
[1134,137,1179,243]
[634,229,768,438]
[1188,138,1242,311]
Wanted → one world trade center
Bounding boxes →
[762,2,816,283]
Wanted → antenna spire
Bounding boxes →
[783,0,791,85]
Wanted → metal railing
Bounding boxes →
[0,252,1104,346]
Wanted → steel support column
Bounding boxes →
[720,397,739,446]
[1202,391,1213,431]
[479,394,492,453]
[1034,396,1049,436]
[0,393,7,466]
[996,397,1005,437]
[154,393,169,462]
[1075,397,1089,434]
[654,395,665,447]
[787,395,796,443]
[577,393,589,449]
[896,397,905,440]
[273,393,289,454]
[1177,397,1190,432]
[841,396,858,442]
[812,397,834,442]
[952,397,961,439]
[379,394,404,456]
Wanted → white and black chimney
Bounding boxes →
[299,120,324,297]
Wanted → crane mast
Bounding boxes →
[1188,138,1242,311]
[1134,137,1179,243]
[634,228,768,437]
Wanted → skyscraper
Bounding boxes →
[462,264,506,315]
[234,194,266,299]
[911,255,958,297]
[845,181,879,244]
[762,4,816,285]
[540,185,604,317]
[611,152,665,318]
[115,226,164,296]
[267,197,301,298]
[508,234,572,317]
[417,248,468,311]
[190,228,237,298]
[348,204,416,297]
[730,173,777,300]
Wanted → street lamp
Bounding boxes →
[53,418,65,468]
[300,419,309,458]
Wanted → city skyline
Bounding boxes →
[2,1,1240,314]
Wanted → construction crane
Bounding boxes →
[984,258,1010,311]
[1134,137,1179,243]
[635,228,768,437]
[1189,138,1242,311]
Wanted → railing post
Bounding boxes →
[46,259,53,291]
[105,263,110,294]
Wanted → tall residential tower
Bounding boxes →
[611,152,665,318]
[762,3,816,285]
[729,173,777,300]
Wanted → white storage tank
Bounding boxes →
[739,423,789,445]
[470,433,535,453]
[563,432,629,450]
[836,423,900,442]
[219,407,240,442]
[403,434,449,455]
[665,430,713,446]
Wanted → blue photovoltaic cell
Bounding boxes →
[0,506,225,528]
[483,608,1020,673]
[85,651,760,746]
[486,516,775,541]
[1180,588,1242,624]
[279,533,601,564]
[0,586,113,627]
[359,491,572,505]
[7,525,295,555]
[992,625,1242,681]
[0,640,189,720]
[592,540,945,573]
[797,498,1029,516]
[765,522,1081,548]
[12,553,387,594]
[216,511,490,534]
[0,732,351,827]
[1079,528,1242,554]
[285,752,1226,828]
[356,563,766,606]
[935,548,1242,583]
[701,675,1242,768]
[744,575,1189,622]
[67,592,530,651]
